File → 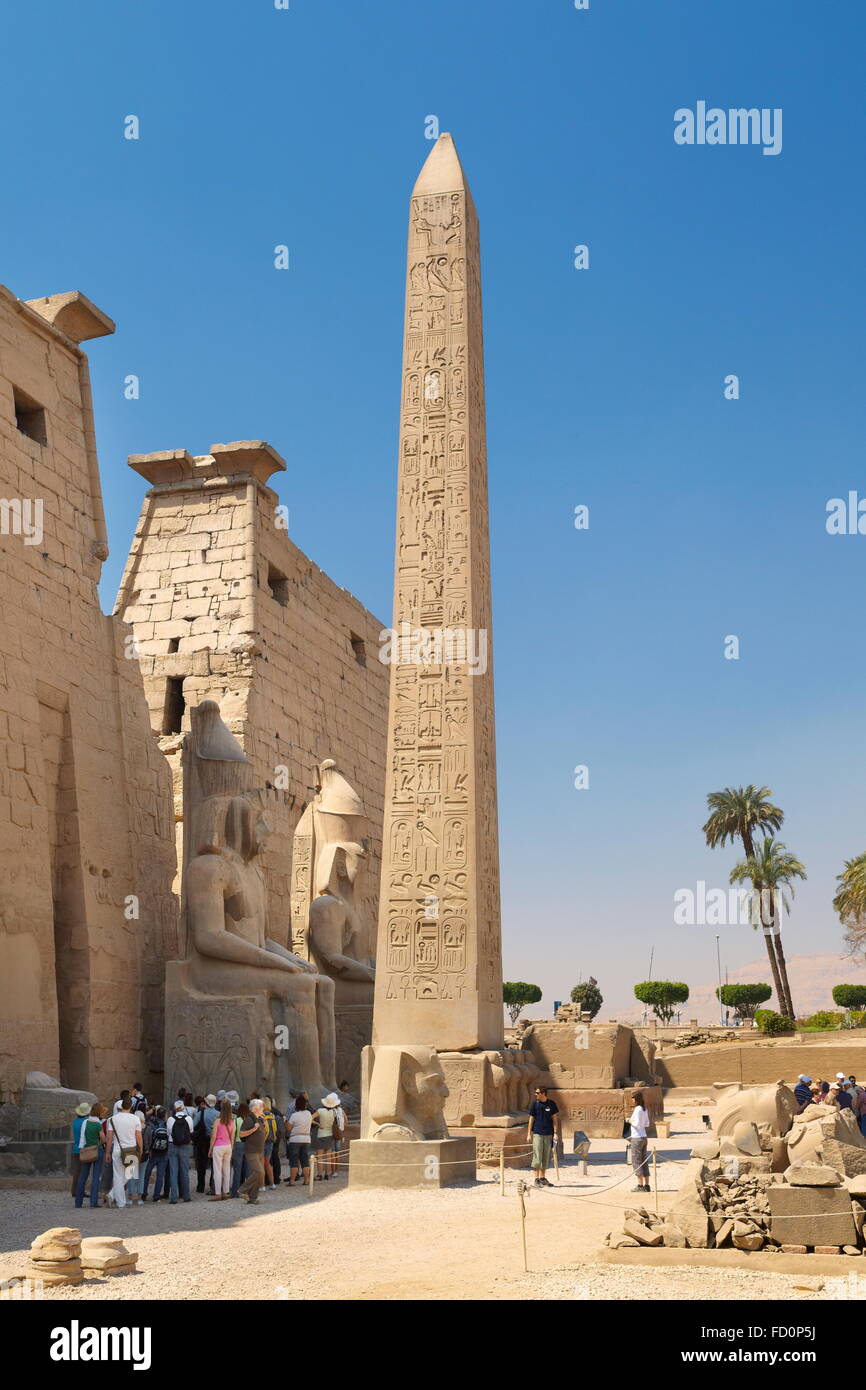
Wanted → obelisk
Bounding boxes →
[373,133,504,1053]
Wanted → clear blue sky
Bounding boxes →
[4,1,865,1016]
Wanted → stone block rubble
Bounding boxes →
[12,1227,138,1289]
[605,1082,866,1257]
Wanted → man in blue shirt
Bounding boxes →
[793,1075,812,1112]
[527,1086,560,1188]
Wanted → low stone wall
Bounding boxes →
[657,1040,866,1090]
[550,1085,664,1138]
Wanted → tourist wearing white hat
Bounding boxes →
[311,1094,342,1178]
[70,1100,93,1199]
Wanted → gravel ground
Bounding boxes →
[1,1111,858,1301]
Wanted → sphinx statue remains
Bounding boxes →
[164,701,337,1106]
[348,1042,475,1187]
[291,759,376,1089]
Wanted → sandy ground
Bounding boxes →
[0,1111,859,1301]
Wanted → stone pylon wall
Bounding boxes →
[115,446,388,962]
[0,286,177,1105]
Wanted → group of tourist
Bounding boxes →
[70,1082,352,1210]
[793,1071,866,1133]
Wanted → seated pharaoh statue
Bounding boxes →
[290,759,376,1093]
[291,759,376,1002]
[164,701,337,1106]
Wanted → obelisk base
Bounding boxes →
[348,1137,476,1189]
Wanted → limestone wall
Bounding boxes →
[0,287,177,1103]
[115,447,388,960]
[657,1040,866,1090]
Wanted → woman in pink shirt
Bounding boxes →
[209,1100,236,1200]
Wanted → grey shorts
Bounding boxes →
[630,1136,649,1177]
[287,1142,310,1169]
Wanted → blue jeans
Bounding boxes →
[169,1145,191,1201]
[75,1150,104,1207]
[143,1152,168,1199]
[230,1141,247,1197]
[860,1113,866,1139]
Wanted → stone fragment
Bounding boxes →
[771,1137,789,1172]
[30,1228,82,1261]
[768,1185,857,1248]
[669,1174,710,1248]
[732,1121,762,1156]
[715,1219,734,1247]
[662,1222,687,1248]
[823,1139,866,1178]
[691,1138,720,1160]
[622,1219,662,1247]
[30,1257,84,1276]
[814,1246,841,1255]
[25,1268,84,1287]
[732,1231,765,1250]
[843,1246,860,1256]
[611,1237,640,1248]
[785,1163,843,1187]
[780,1244,808,1254]
[846,1176,866,1198]
[80,1237,138,1273]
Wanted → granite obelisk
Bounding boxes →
[373,133,504,1052]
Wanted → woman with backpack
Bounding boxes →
[208,1099,236,1200]
[142,1107,170,1201]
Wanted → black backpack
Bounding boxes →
[151,1122,169,1155]
[171,1114,191,1146]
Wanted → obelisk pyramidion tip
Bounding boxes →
[412,132,469,195]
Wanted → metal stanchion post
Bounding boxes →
[500,1147,505,1196]
[308,1154,316,1196]
[552,1139,560,1184]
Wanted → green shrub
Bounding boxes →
[801,1010,844,1032]
[756,1010,795,1036]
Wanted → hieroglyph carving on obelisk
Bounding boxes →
[373,133,503,1052]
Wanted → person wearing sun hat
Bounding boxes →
[70,1101,93,1198]
[311,1093,342,1179]
[793,1075,813,1112]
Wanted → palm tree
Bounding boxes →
[729,838,805,1019]
[833,853,866,957]
[703,786,788,1015]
